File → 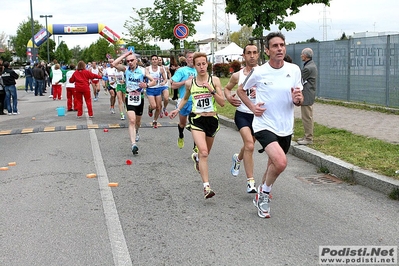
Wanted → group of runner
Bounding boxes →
[87,56,170,123]
[107,32,304,220]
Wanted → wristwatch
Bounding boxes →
[210,90,216,95]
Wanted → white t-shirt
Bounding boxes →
[147,66,163,88]
[65,70,75,88]
[242,62,302,136]
[90,67,99,81]
[237,68,256,114]
[105,67,117,88]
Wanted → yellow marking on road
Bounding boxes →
[109,124,121,128]
[66,125,77,130]
[87,124,99,129]
[21,128,34,133]
[44,127,55,132]
[0,130,11,135]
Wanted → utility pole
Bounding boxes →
[40,14,53,63]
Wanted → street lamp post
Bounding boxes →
[40,14,52,63]
[58,36,63,47]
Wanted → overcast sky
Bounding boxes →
[2,0,399,50]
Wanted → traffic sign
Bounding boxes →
[173,23,189,40]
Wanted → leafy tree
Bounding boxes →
[123,7,153,49]
[78,38,115,63]
[0,31,8,49]
[230,26,254,47]
[225,0,330,38]
[295,37,320,44]
[147,0,205,49]
[13,17,43,60]
[339,32,349,40]
[38,38,56,62]
[226,0,330,63]
[54,41,72,64]
[80,44,95,63]
[0,50,13,63]
[92,38,115,61]
[70,45,83,63]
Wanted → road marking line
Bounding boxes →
[43,127,55,132]
[21,128,34,133]
[87,115,132,265]
[0,130,11,135]
[66,125,77,130]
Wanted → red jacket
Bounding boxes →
[69,69,101,91]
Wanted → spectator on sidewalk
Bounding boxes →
[1,61,20,115]
[0,60,5,115]
[297,48,318,145]
[69,60,102,118]
[24,62,34,93]
[65,64,77,111]
[32,62,45,96]
[50,64,63,100]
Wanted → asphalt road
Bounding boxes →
[0,88,398,265]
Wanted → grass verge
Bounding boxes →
[217,77,399,180]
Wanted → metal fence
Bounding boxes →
[286,35,399,108]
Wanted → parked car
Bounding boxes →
[14,68,25,78]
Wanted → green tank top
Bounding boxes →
[190,76,217,113]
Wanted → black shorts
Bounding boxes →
[234,110,254,135]
[254,130,291,154]
[188,113,220,137]
[125,97,144,116]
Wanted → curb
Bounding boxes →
[218,114,399,196]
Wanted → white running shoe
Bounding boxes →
[247,179,257,193]
[253,186,271,218]
[231,153,241,177]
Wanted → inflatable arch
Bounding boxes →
[27,23,125,61]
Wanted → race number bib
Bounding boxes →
[195,94,214,112]
[128,91,142,106]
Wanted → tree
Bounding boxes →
[226,1,330,37]
[296,37,320,44]
[38,38,55,62]
[0,31,8,49]
[0,50,13,63]
[70,45,83,63]
[79,38,115,63]
[13,17,43,60]
[230,26,254,47]
[147,0,205,49]
[54,41,72,64]
[225,0,330,63]
[339,32,349,40]
[123,7,153,49]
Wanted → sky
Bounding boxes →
[2,0,399,51]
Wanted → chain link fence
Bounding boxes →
[286,35,399,108]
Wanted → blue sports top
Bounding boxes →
[171,66,197,102]
[125,66,146,93]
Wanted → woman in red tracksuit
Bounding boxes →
[69,61,102,118]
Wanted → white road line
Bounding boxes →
[88,115,132,266]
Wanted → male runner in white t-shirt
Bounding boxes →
[238,32,304,219]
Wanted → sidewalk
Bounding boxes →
[294,103,399,144]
